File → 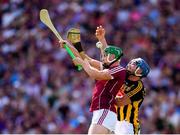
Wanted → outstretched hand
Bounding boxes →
[95,25,105,40]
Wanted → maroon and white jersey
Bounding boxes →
[90,65,126,113]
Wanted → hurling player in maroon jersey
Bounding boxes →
[72,46,126,134]
[59,35,126,134]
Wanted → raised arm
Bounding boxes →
[59,40,102,70]
[95,25,108,50]
[82,54,102,70]
[73,57,113,80]
[95,26,108,63]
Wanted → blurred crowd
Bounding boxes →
[0,0,179,134]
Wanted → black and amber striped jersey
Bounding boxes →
[116,79,146,134]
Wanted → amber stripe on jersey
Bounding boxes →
[120,106,124,121]
[126,81,142,97]
[117,99,143,124]
[125,104,132,122]
[133,100,142,126]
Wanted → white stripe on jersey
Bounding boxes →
[99,81,109,109]
[110,66,124,74]
[110,81,118,93]
[110,66,120,72]
[110,66,123,73]
[108,81,118,110]
[108,95,114,110]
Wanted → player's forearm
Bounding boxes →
[89,59,101,70]
[81,63,110,80]
[83,65,103,80]
[65,42,82,58]
[67,43,101,70]
[73,57,111,80]
[67,44,91,61]
[84,55,101,69]
[78,52,90,60]
[98,37,108,50]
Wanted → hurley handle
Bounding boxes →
[64,44,82,71]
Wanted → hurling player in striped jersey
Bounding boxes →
[96,26,150,135]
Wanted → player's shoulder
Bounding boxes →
[125,80,145,100]
[137,80,144,88]
[134,80,144,92]
[125,80,144,94]
[109,65,126,74]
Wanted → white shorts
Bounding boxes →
[115,120,134,134]
[91,109,117,132]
